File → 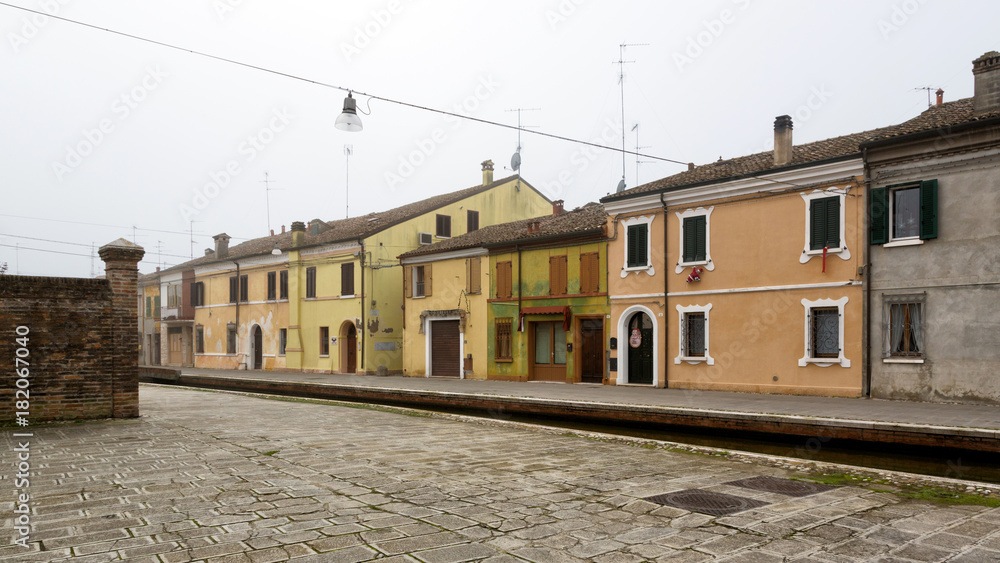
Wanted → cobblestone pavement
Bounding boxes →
[2,386,999,562]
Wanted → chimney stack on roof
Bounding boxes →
[270,229,274,236]
[481,159,494,186]
[773,115,794,167]
[936,88,944,107]
[213,233,231,259]
[291,221,306,248]
[973,51,1000,115]
[552,200,565,215]
[281,225,286,234]
[687,163,695,171]
[155,267,160,272]
[204,248,212,256]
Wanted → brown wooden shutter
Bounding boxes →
[580,252,599,293]
[466,257,481,294]
[404,265,412,298]
[425,264,432,297]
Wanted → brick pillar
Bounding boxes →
[99,238,145,418]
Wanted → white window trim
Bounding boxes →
[798,297,851,368]
[675,303,714,365]
[888,184,922,244]
[413,265,426,298]
[675,207,714,274]
[883,358,925,364]
[883,239,924,248]
[423,316,464,379]
[616,305,659,386]
[620,215,655,278]
[799,188,851,264]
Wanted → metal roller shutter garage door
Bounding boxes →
[430,320,460,377]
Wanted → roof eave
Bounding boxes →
[859,115,1000,151]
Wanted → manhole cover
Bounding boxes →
[724,476,836,497]
[643,489,769,516]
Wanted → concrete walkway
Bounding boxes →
[4,385,1000,562]
[140,367,1000,453]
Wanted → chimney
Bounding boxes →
[155,267,160,272]
[936,88,944,107]
[687,163,695,171]
[773,115,794,167]
[552,200,565,215]
[281,225,286,234]
[481,159,494,186]
[291,221,306,247]
[213,233,231,259]
[270,229,274,236]
[973,51,1000,115]
[204,248,212,256]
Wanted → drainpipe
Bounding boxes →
[516,244,522,330]
[861,149,871,398]
[660,192,669,389]
[359,241,365,374]
[233,261,240,367]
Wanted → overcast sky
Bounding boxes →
[2,0,997,277]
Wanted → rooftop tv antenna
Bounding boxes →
[189,220,201,259]
[632,123,653,187]
[614,43,647,193]
[261,171,283,233]
[913,86,937,108]
[505,108,540,175]
[344,145,353,218]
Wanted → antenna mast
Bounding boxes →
[913,86,936,108]
[261,171,281,234]
[344,145,353,219]
[615,42,647,192]
[632,123,653,187]
[505,107,540,180]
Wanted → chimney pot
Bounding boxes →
[552,200,565,215]
[281,225,286,233]
[481,159,494,186]
[291,221,306,248]
[212,233,231,259]
[973,51,1000,115]
[773,115,794,167]
[270,229,274,236]
[687,162,695,171]
[936,88,944,106]
[204,248,212,256]
[155,266,160,272]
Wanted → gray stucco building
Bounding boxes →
[863,52,1000,404]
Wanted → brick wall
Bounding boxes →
[0,240,144,422]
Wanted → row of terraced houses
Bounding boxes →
[140,52,1000,405]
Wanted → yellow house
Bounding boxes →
[157,161,551,374]
[138,271,161,365]
[602,115,895,396]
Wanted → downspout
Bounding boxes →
[660,192,669,389]
[360,241,366,374]
[517,244,522,330]
[861,149,871,398]
[234,261,240,367]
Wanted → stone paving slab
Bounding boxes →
[0,385,998,562]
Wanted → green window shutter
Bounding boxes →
[628,224,648,267]
[809,199,826,250]
[145,296,151,318]
[693,216,706,261]
[826,196,840,248]
[919,179,938,240]
[870,187,889,245]
[682,218,697,262]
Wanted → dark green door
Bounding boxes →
[627,313,654,385]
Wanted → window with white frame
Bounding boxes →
[675,207,714,273]
[870,180,938,246]
[799,189,851,264]
[620,215,654,277]
[883,294,925,360]
[675,304,714,365]
[799,297,850,367]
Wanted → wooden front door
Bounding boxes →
[252,326,263,369]
[430,320,460,377]
[168,328,182,365]
[580,319,603,383]
[532,321,567,382]
[345,324,357,373]
[627,313,654,385]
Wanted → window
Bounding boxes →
[675,304,714,365]
[809,196,841,251]
[883,294,924,360]
[279,328,287,356]
[495,318,512,361]
[239,274,248,303]
[306,267,316,299]
[229,276,238,304]
[496,261,512,299]
[153,295,160,319]
[436,214,452,238]
[196,326,204,354]
[341,263,354,296]
[683,216,706,263]
[414,265,426,297]
[227,325,236,354]
[403,264,432,298]
[549,255,567,295]
[190,282,205,307]
[871,180,938,245]
[466,257,481,294]
[799,297,850,367]
[534,322,567,366]
[580,252,600,294]
[279,270,288,300]
[467,210,479,232]
[267,271,277,301]
[319,326,329,356]
[626,224,648,268]
[167,284,182,308]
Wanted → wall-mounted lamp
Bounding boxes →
[271,242,282,256]
[335,92,364,132]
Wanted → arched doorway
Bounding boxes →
[340,322,357,374]
[626,312,654,385]
[251,325,263,369]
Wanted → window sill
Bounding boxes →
[621,264,656,278]
[884,239,924,248]
[494,358,513,363]
[340,294,356,299]
[798,357,850,368]
[412,295,426,299]
[804,247,844,256]
[319,355,329,358]
[883,358,924,364]
[675,356,713,365]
